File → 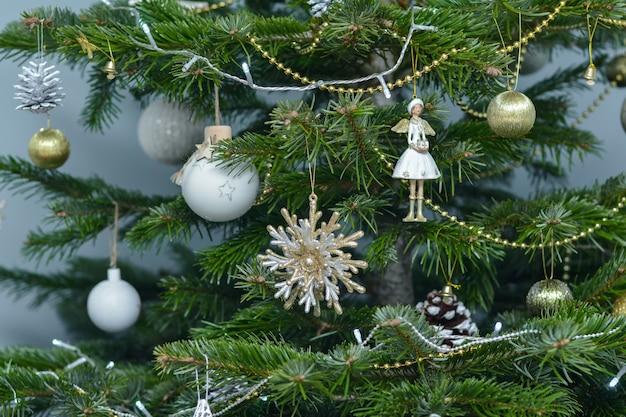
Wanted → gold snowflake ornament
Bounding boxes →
[258,194,367,316]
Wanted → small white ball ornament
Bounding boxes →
[87,268,141,333]
[179,125,260,222]
[137,99,205,165]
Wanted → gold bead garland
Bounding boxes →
[191,0,234,13]
[422,196,626,250]
[457,2,566,116]
[598,17,626,28]
[248,2,567,97]
[571,83,614,129]
[255,159,274,205]
[457,100,487,119]
[367,311,620,370]
[249,33,460,95]
[292,23,328,55]
[498,1,566,55]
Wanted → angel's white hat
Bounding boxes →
[407,98,424,114]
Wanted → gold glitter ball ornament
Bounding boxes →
[526,279,573,315]
[486,91,536,138]
[612,295,626,317]
[605,55,626,87]
[28,127,70,169]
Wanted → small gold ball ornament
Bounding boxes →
[28,128,70,169]
[605,55,626,87]
[526,279,573,315]
[612,295,626,317]
[486,90,536,138]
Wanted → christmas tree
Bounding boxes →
[1,0,626,416]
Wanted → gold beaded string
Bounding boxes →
[422,196,626,250]
[292,23,328,55]
[598,16,626,28]
[570,84,614,129]
[248,33,460,96]
[497,1,566,55]
[191,0,234,13]
[370,309,618,370]
[255,158,274,205]
[456,100,487,119]
[249,2,567,98]
[456,5,625,125]
[456,1,566,116]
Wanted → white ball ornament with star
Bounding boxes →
[178,126,259,222]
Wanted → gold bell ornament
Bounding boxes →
[102,60,117,80]
[582,63,597,86]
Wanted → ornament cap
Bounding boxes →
[107,267,122,281]
[205,125,232,144]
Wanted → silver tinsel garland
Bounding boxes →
[14,61,65,114]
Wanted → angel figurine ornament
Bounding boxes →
[392,98,440,222]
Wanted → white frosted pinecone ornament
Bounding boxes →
[416,286,478,346]
[14,61,65,114]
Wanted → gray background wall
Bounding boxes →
[0,0,182,346]
[0,0,625,347]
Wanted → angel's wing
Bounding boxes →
[391,118,410,134]
[422,120,436,136]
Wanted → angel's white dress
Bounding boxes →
[392,117,440,180]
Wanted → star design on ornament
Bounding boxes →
[219,181,236,201]
[195,142,214,160]
[257,194,367,316]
